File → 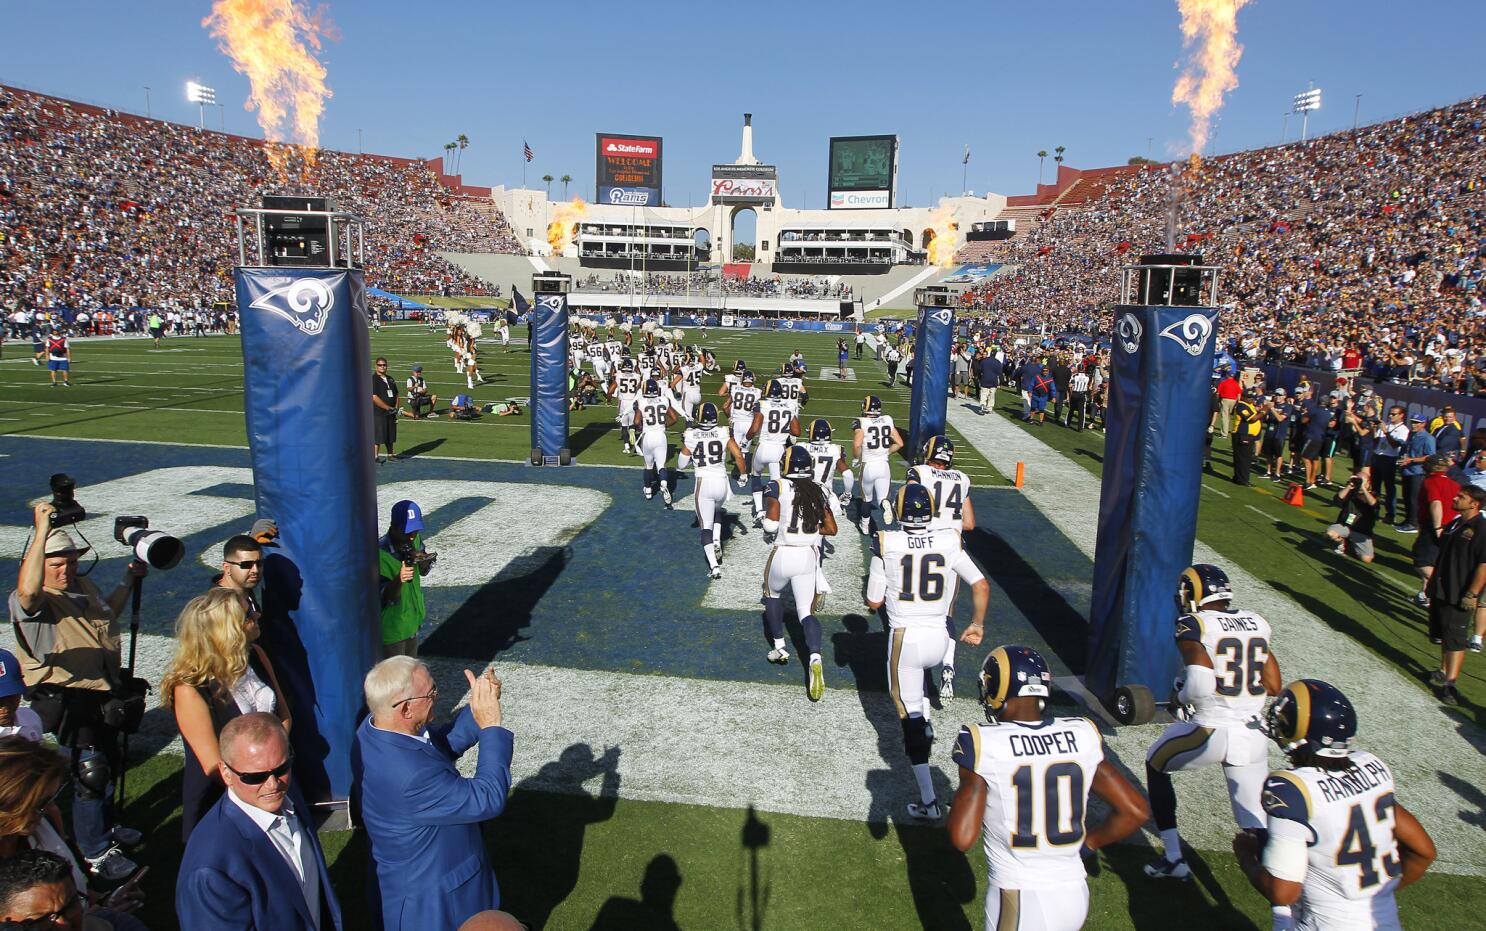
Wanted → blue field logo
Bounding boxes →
[248,278,334,335]
[1159,313,1213,357]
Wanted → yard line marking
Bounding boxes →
[1201,484,1231,498]
[1245,504,1274,520]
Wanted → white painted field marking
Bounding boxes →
[947,404,1486,876]
[1201,483,1231,499]
[1245,504,1274,520]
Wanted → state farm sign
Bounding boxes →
[596,132,663,204]
[601,137,658,159]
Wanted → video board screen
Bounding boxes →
[828,135,896,208]
[596,133,663,206]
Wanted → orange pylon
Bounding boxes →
[1015,461,1025,488]
[1283,483,1304,507]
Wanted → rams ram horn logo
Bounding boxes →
[930,309,953,327]
[248,279,335,336]
[1159,313,1214,357]
[1116,312,1142,354]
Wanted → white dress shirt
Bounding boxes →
[227,789,321,929]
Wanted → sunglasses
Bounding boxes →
[227,750,295,786]
[394,688,439,708]
[226,559,261,570]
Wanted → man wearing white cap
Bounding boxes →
[8,502,148,883]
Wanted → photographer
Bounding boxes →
[406,364,437,419]
[7,504,144,883]
[378,500,435,659]
[1325,470,1381,563]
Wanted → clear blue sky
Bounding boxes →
[2,0,1482,210]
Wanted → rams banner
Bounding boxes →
[530,292,571,460]
[908,303,954,456]
[1088,304,1218,699]
[235,267,382,801]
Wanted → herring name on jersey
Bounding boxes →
[1175,609,1273,728]
[953,717,1105,890]
[683,427,730,475]
[1263,752,1403,929]
[765,478,825,547]
[757,399,795,441]
[855,415,896,460]
[872,529,982,627]
[908,464,971,532]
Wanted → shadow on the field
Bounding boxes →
[589,853,682,931]
[421,545,569,658]
[490,744,621,930]
[569,421,614,460]
[1100,844,1263,930]
[831,612,976,929]
[400,437,447,459]
[1438,768,1486,828]
[962,527,1088,674]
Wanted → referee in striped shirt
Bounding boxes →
[1067,369,1091,431]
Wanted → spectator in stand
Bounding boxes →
[1397,415,1438,533]
[1214,370,1241,438]
[1413,455,1460,608]
[1427,485,1486,706]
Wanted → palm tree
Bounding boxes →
[1054,145,1066,170]
[455,134,469,174]
[1037,150,1048,185]
[560,174,572,199]
[542,174,554,199]
[443,142,456,174]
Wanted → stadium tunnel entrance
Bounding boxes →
[728,206,757,262]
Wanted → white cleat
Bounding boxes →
[643,488,653,500]
[709,566,723,580]
[939,666,956,702]
[711,542,722,565]
[661,486,673,507]
[767,646,791,665]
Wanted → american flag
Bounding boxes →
[523,140,534,162]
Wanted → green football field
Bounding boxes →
[0,325,1479,930]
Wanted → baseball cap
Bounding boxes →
[1426,454,1453,471]
[1274,388,1286,396]
[1409,413,1426,423]
[0,650,22,699]
[43,529,89,558]
[389,500,424,534]
[411,364,423,372]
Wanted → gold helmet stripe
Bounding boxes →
[985,646,1012,710]
[1180,566,1204,613]
[1288,681,1311,743]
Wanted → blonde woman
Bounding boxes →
[161,589,290,842]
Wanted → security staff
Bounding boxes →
[373,357,401,462]
[8,502,146,882]
[1232,391,1263,486]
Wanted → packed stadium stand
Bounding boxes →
[959,95,1486,389]
[0,86,527,310]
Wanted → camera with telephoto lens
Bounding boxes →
[394,539,437,573]
[113,516,185,570]
[48,474,86,527]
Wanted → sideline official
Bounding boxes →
[7,503,145,882]
[373,357,401,463]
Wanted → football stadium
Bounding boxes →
[0,2,1483,929]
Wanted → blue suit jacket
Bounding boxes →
[352,708,514,931]
[176,784,342,931]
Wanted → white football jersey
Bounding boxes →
[952,717,1105,890]
[683,426,731,476]
[728,384,762,422]
[612,370,643,399]
[855,414,897,462]
[1175,609,1274,728]
[908,464,971,532]
[867,529,984,628]
[681,364,704,390]
[1262,752,1403,930]
[636,397,671,436]
[757,399,796,442]
[807,440,844,488]
[779,376,804,405]
[766,478,827,547]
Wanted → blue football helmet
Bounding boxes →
[765,379,786,400]
[808,419,832,442]
[920,435,955,466]
[642,379,662,399]
[894,483,935,530]
[862,395,883,415]
[1265,679,1357,759]
[741,369,756,386]
[784,445,815,479]
[734,358,747,373]
[619,357,635,373]
[978,645,1053,721]
[698,402,720,427]
[1179,564,1233,614]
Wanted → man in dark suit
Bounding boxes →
[353,657,513,931]
[177,713,342,930]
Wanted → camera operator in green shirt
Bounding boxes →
[378,500,435,659]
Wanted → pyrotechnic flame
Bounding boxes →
[204,0,335,176]
[924,206,960,268]
[1171,0,1251,157]
[547,198,587,256]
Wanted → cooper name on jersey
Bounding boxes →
[1314,757,1391,804]
[1010,728,1086,758]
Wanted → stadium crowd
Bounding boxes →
[574,271,852,300]
[0,87,525,313]
[962,95,1486,392]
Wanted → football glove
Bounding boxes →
[1169,677,1195,722]
[735,474,751,489]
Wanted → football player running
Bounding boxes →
[678,403,748,579]
[803,419,854,514]
[635,379,677,505]
[948,645,1149,931]
[1234,680,1436,931]
[671,350,705,419]
[761,446,836,702]
[866,483,990,820]
[748,379,801,521]
[906,435,978,701]
[853,395,905,534]
[722,369,763,456]
[608,357,644,455]
[1143,565,1284,906]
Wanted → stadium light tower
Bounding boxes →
[186,81,216,130]
[1293,86,1322,142]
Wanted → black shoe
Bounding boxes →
[1439,686,1460,707]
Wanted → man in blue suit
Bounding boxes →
[177,713,342,930]
[353,656,514,931]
